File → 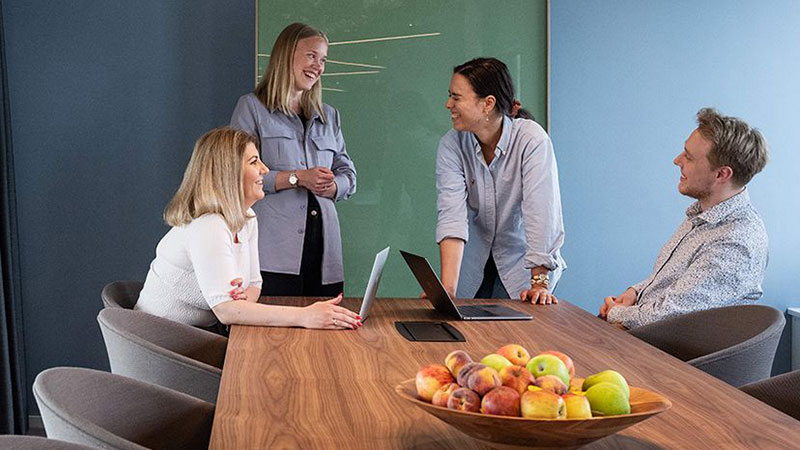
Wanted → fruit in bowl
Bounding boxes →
[415,364,454,402]
[520,389,566,419]
[446,387,481,412]
[397,345,671,449]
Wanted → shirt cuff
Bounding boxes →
[606,305,638,329]
[524,253,559,271]
[436,222,468,244]
[263,171,278,195]
[333,173,352,201]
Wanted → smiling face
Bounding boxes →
[674,129,718,200]
[292,36,327,94]
[242,143,268,209]
[445,73,491,132]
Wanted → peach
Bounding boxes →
[480,386,521,417]
[534,374,568,395]
[444,350,473,378]
[447,388,481,412]
[466,365,501,396]
[415,364,455,402]
[456,362,484,387]
[431,382,459,407]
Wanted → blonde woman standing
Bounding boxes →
[135,127,361,330]
[230,23,357,297]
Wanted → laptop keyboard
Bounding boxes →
[458,305,495,316]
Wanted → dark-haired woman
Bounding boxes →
[230,23,356,297]
[435,57,566,305]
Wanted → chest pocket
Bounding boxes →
[311,135,337,168]
[260,128,299,170]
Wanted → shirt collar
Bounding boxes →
[470,115,514,156]
[686,188,751,225]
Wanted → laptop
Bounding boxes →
[357,246,390,321]
[400,250,532,321]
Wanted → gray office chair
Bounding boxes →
[0,436,95,450]
[33,367,214,450]
[97,308,226,404]
[740,369,800,420]
[101,281,144,309]
[628,304,785,387]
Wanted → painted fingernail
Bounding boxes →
[357,321,362,326]
[356,316,362,320]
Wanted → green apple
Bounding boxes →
[562,393,592,419]
[582,370,629,400]
[584,382,630,416]
[480,353,513,372]
[526,354,570,385]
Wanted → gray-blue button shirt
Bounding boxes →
[436,116,566,298]
[230,93,356,284]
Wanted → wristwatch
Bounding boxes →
[288,171,298,187]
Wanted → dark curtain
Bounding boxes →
[0,0,27,435]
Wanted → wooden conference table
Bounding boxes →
[209,297,800,449]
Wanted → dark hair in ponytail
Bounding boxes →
[453,57,534,121]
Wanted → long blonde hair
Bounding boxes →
[164,127,258,233]
[255,22,327,122]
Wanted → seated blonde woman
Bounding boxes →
[135,127,361,330]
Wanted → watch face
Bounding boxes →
[289,173,298,185]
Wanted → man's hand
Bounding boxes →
[598,288,637,319]
[298,167,335,195]
[598,296,615,319]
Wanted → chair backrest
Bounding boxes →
[101,281,144,309]
[0,435,95,450]
[33,367,214,450]
[97,308,226,403]
[740,369,800,421]
[629,304,785,387]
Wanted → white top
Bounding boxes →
[135,212,262,327]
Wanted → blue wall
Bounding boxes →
[551,0,800,373]
[3,0,254,411]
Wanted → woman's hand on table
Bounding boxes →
[302,293,362,330]
[520,285,558,305]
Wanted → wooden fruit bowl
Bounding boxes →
[395,379,671,449]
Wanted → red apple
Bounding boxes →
[540,350,575,378]
[480,386,521,417]
[456,362,484,387]
[520,390,567,419]
[447,388,481,412]
[431,382,459,407]
[499,364,535,395]
[496,344,531,366]
[534,374,568,395]
[466,365,501,396]
[444,350,473,378]
[415,364,455,402]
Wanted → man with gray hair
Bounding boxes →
[599,108,769,329]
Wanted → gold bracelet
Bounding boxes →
[531,273,550,288]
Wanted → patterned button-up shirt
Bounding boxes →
[607,189,767,329]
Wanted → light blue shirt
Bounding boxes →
[436,116,566,298]
[230,93,356,284]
